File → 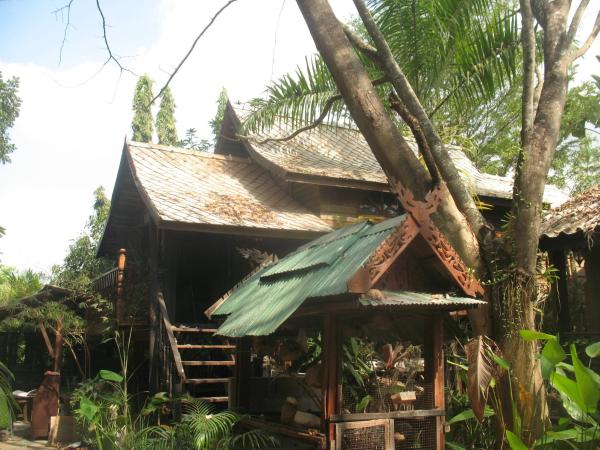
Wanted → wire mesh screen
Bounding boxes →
[394,417,437,450]
[336,419,394,450]
[342,380,433,414]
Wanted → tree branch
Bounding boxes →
[150,0,239,105]
[568,9,600,63]
[248,94,341,144]
[53,0,74,65]
[343,25,381,64]
[240,77,388,144]
[352,0,489,240]
[389,92,439,184]
[566,0,590,46]
[95,0,136,76]
[519,0,536,149]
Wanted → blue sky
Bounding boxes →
[0,1,161,68]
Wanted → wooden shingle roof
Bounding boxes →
[231,106,568,207]
[540,184,600,240]
[126,142,332,234]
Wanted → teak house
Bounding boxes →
[93,101,566,445]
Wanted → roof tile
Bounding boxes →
[127,142,331,233]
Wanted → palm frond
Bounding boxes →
[243,56,349,134]
[180,398,240,449]
[218,428,279,450]
[368,0,519,114]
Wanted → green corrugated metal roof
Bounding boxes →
[213,216,407,337]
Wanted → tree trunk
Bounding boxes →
[296,0,490,334]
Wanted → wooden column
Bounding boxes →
[322,313,339,449]
[147,222,160,390]
[234,337,252,412]
[584,246,600,333]
[548,250,571,332]
[425,314,445,450]
[116,248,127,324]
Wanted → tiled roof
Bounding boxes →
[540,184,600,239]
[235,107,569,207]
[126,142,331,233]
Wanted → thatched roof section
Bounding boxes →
[540,184,600,240]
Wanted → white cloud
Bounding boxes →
[0,0,354,273]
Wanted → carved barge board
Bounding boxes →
[346,215,419,293]
[392,181,484,297]
[347,181,484,297]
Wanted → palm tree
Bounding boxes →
[243,0,519,141]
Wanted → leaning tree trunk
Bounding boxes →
[296,0,491,334]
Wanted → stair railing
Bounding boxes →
[154,289,186,400]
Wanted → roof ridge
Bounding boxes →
[127,140,251,163]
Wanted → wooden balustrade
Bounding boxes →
[154,289,185,401]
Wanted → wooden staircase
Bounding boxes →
[172,323,236,404]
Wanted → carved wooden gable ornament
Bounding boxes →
[348,182,484,297]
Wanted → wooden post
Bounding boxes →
[548,250,571,332]
[117,248,127,324]
[322,313,339,449]
[234,337,252,412]
[424,314,445,450]
[584,246,600,333]
[148,223,160,391]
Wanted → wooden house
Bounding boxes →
[97,101,567,407]
[540,184,600,336]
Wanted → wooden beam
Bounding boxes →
[234,337,251,412]
[116,248,127,324]
[425,314,445,449]
[157,219,327,241]
[330,408,445,422]
[322,313,339,447]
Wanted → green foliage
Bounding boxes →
[244,56,349,134]
[0,266,43,307]
[245,0,519,137]
[52,186,113,287]
[456,332,600,449]
[369,0,518,112]
[72,333,277,450]
[209,87,229,143]
[132,75,154,143]
[0,361,18,430]
[0,71,22,165]
[156,87,178,146]
[179,128,211,152]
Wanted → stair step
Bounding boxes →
[177,344,235,350]
[196,396,229,403]
[182,360,235,366]
[185,378,230,385]
[172,326,217,333]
